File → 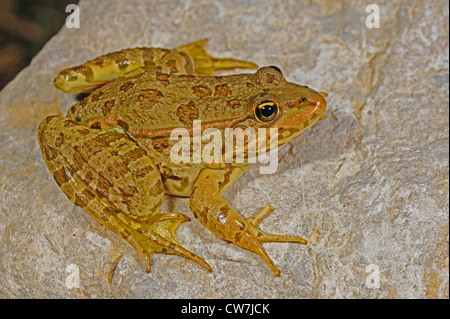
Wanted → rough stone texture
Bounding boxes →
[0,0,448,298]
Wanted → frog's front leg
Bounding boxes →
[38,116,211,273]
[190,167,307,276]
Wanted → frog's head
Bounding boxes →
[247,66,327,148]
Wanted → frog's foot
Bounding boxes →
[175,39,258,75]
[190,168,307,276]
[116,212,212,273]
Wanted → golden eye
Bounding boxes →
[255,101,279,122]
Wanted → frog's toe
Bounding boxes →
[246,205,307,245]
[245,204,274,226]
[248,223,307,245]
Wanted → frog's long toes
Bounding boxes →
[248,223,307,245]
[246,205,307,245]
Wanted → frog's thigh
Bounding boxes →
[38,115,164,220]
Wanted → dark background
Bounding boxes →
[0,0,78,89]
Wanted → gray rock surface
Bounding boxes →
[0,0,448,298]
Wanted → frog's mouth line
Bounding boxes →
[127,114,253,139]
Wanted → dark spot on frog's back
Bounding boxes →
[176,101,199,125]
[228,99,241,109]
[120,81,134,92]
[192,85,212,97]
[91,91,104,102]
[70,152,85,175]
[102,99,115,115]
[138,89,163,109]
[156,73,170,86]
[266,74,276,84]
[214,84,232,96]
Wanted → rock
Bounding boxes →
[0,0,448,298]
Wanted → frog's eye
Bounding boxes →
[254,101,279,122]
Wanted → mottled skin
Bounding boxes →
[38,40,326,276]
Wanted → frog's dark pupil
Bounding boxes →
[260,104,274,117]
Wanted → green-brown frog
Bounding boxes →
[38,40,326,276]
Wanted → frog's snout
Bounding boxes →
[314,92,327,116]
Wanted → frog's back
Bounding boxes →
[64,71,258,197]
[67,71,256,131]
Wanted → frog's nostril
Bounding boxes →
[298,97,308,104]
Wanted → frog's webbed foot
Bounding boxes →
[175,39,258,75]
[116,212,212,273]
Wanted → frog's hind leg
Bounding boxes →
[54,40,257,93]
[38,115,211,273]
[54,48,158,94]
[175,39,258,75]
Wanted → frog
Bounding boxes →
[38,40,327,276]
